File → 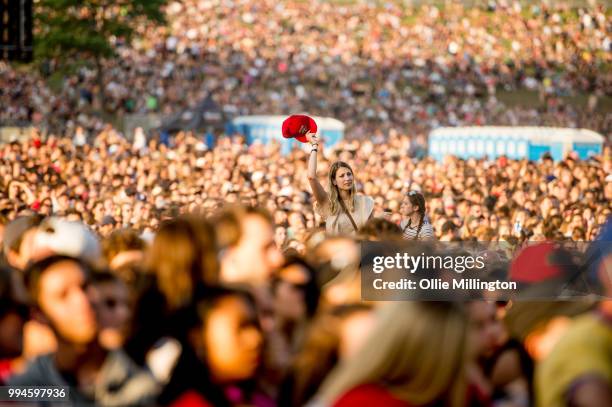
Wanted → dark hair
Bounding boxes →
[0,266,29,320]
[63,208,83,219]
[404,191,426,240]
[24,255,91,304]
[484,195,497,211]
[273,255,320,318]
[441,220,458,234]
[89,270,123,286]
[159,286,259,407]
[191,286,258,329]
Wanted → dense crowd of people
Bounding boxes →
[1,128,610,245]
[0,125,610,405]
[0,0,611,406]
[0,200,611,406]
[1,0,611,138]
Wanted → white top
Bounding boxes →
[316,194,375,236]
[400,218,435,241]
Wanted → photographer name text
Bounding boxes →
[372,278,517,292]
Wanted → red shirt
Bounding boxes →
[333,384,413,407]
[169,391,214,407]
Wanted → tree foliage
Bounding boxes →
[35,0,167,62]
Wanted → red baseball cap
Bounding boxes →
[282,115,317,143]
[509,242,566,283]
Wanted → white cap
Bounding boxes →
[34,217,101,265]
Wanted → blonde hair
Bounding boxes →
[327,161,356,215]
[317,301,468,407]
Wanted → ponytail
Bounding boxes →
[415,216,424,241]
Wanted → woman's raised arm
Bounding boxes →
[306,133,329,207]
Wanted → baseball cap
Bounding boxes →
[33,217,102,265]
[282,115,317,143]
[509,242,569,284]
[508,242,587,300]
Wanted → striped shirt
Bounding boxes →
[400,219,435,241]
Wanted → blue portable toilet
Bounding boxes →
[228,115,345,155]
[429,126,604,161]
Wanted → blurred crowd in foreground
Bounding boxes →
[0,0,611,405]
[0,125,610,406]
[1,0,611,137]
